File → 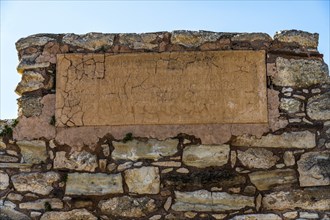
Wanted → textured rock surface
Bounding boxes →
[248,169,297,190]
[19,198,63,210]
[182,144,230,168]
[232,131,316,148]
[172,190,254,211]
[171,31,224,47]
[53,150,98,171]
[274,30,319,48]
[99,196,157,217]
[16,140,47,164]
[230,214,282,220]
[118,33,159,49]
[0,206,31,220]
[124,166,160,194]
[16,34,56,51]
[15,71,46,95]
[283,151,295,166]
[280,98,301,113]
[19,96,43,117]
[11,172,60,195]
[112,138,178,161]
[40,209,97,220]
[297,151,330,186]
[65,173,123,195]
[237,148,279,169]
[263,187,330,210]
[0,171,9,190]
[307,92,330,120]
[62,33,115,51]
[273,57,329,87]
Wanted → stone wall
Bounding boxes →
[0,30,329,220]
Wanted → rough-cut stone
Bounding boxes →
[172,190,254,211]
[300,212,319,219]
[7,193,23,201]
[16,34,56,51]
[11,172,60,195]
[262,187,330,210]
[152,161,181,167]
[65,173,123,195]
[19,96,43,117]
[280,98,301,113]
[19,198,63,210]
[62,33,115,51]
[0,163,32,168]
[283,211,298,219]
[16,140,47,164]
[0,155,19,162]
[232,131,316,149]
[0,171,9,190]
[229,214,282,220]
[237,148,279,169]
[0,206,30,220]
[40,209,97,220]
[182,144,230,168]
[274,30,319,48]
[283,151,295,166]
[15,71,45,95]
[99,196,157,217]
[117,161,133,171]
[274,57,329,88]
[53,150,98,171]
[119,33,159,49]
[231,33,272,42]
[248,169,297,191]
[124,166,160,194]
[56,51,267,127]
[171,30,226,47]
[307,92,330,120]
[112,138,178,161]
[297,151,330,186]
[17,55,50,73]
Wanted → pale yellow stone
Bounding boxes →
[176,167,189,173]
[56,51,267,127]
[40,209,97,220]
[152,161,181,167]
[19,198,63,210]
[16,140,47,164]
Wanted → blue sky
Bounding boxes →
[1,0,329,119]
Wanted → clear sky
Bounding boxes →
[1,0,329,119]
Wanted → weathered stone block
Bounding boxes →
[0,206,30,220]
[280,98,301,114]
[297,151,330,187]
[273,57,329,88]
[172,190,254,212]
[182,144,230,168]
[65,173,123,195]
[16,140,47,164]
[16,34,56,51]
[19,198,63,210]
[124,166,160,194]
[229,214,282,220]
[19,96,43,117]
[171,30,225,47]
[231,33,272,42]
[98,196,157,217]
[11,172,60,195]
[118,33,159,49]
[53,150,98,172]
[232,131,316,149]
[274,30,319,48]
[307,91,330,120]
[237,148,279,169]
[40,209,97,220]
[0,171,9,190]
[262,187,330,211]
[248,169,297,191]
[62,32,115,51]
[112,138,178,161]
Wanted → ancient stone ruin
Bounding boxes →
[0,30,329,220]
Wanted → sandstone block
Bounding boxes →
[237,148,279,169]
[273,57,329,88]
[98,196,157,217]
[297,151,330,186]
[62,32,115,51]
[65,173,123,195]
[112,138,178,161]
[124,166,160,194]
[16,34,56,51]
[172,190,254,212]
[262,187,330,210]
[0,171,9,190]
[11,172,60,195]
[274,30,319,48]
[17,56,50,73]
[19,198,63,210]
[307,91,330,120]
[232,131,315,149]
[182,144,230,168]
[280,98,301,114]
[16,140,47,164]
[229,214,282,220]
[15,71,45,95]
[40,209,97,220]
[53,150,98,172]
[248,169,297,191]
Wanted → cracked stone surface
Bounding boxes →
[237,148,279,169]
[56,51,267,127]
[40,209,97,220]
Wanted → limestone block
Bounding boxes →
[171,30,229,47]
[231,33,272,42]
[53,150,98,172]
[274,30,319,48]
[40,209,97,220]
[16,35,56,51]
[16,140,47,164]
[0,171,9,190]
[19,198,63,210]
[229,214,282,220]
[237,148,279,169]
[118,33,159,49]
[182,144,230,168]
[280,98,301,113]
[307,92,330,120]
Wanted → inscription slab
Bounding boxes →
[56,51,267,127]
